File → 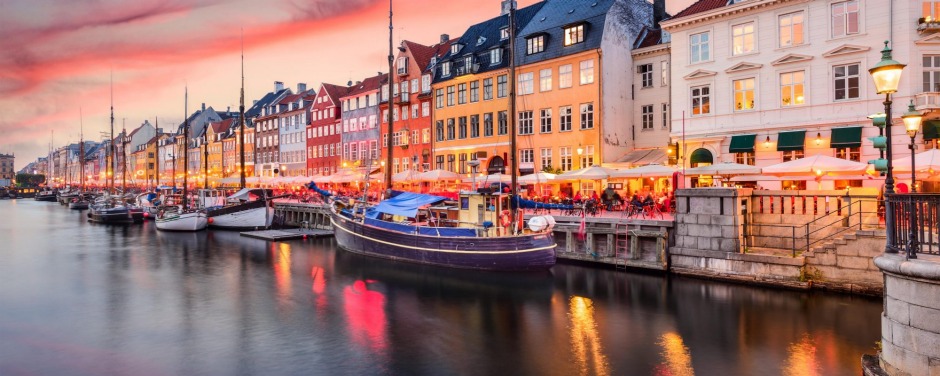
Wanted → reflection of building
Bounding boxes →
[662,0,931,189]
[0,153,14,185]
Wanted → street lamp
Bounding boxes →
[902,100,924,191]
[868,40,905,254]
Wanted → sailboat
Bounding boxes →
[324,1,556,270]
[69,109,89,210]
[156,87,208,232]
[206,38,275,230]
[88,80,134,225]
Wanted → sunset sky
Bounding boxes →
[0,0,693,170]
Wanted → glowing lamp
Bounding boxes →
[902,100,923,138]
[869,41,905,95]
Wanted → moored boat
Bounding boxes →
[156,206,208,231]
[35,189,57,202]
[88,200,133,224]
[68,197,89,210]
[206,188,274,230]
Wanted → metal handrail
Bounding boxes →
[887,193,940,258]
[744,198,882,257]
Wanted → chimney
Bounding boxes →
[356,81,362,86]
[253,100,259,105]
[297,83,307,92]
[275,81,284,92]
[500,0,516,16]
[201,103,206,111]
[440,34,449,44]
[347,80,353,87]
[653,0,666,28]
[227,106,231,112]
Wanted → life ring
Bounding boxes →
[500,210,511,228]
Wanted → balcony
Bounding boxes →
[917,17,940,33]
[915,92,940,112]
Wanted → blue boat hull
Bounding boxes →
[330,210,556,271]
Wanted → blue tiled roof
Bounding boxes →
[247,89,290,118]
[515,0,653,66]
[433,1,546,84]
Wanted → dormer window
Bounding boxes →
[451,44,462,55]
[490,48,502,65]
[526,35,545,54]
[564,24,585,46]
[397,56,408,75]
[476,36,487,46]
[430,56,437,66]
[500,27,509,40]
[463,56,473,70]
[442,62,451,77]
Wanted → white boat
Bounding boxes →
[136,192,161,219]
[155,206,208,231]
[206,188,274,230]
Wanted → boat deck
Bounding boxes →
[240,228,334,241]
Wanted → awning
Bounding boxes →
[370,191,448,218]
[830,126,863,148]
[776,130,806,151]
[924,120,940,141]
[615,149,668,165]
[689,148,713,166]
[728,134,757,153]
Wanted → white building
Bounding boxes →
[662,0,936,190]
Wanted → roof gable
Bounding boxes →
[822,44,870,58]
[771,53,813,66]
[724,61,762,73]
[684,69,717,79]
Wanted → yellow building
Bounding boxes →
[205,119,233,181]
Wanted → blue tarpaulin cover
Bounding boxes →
[371,191,447,218]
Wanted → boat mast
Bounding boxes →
[155,117,160,188]
[239,29,247,190]
[80,108,85,193]
[109,72,115,195]
[203,119,208,190]
[183,87,190,210]
[508,2,518,233]
[383,0,394,191]
[122,118,127,192]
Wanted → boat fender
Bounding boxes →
[207,217,214,224]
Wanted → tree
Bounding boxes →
[16,173,45,187]
[541,164,562,175]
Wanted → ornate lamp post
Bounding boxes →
[868,41,905,254]
[902,100,924,259]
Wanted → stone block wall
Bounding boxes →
[805,232,885,295]
[674,188,744,254]
[874,254,940,376]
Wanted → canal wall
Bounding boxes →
[872,254,940,376]
[548,215,672,270]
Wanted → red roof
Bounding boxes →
[633,27,664,49]
[343,73,388,98]
[320,83,353,106]
[672,0,727,19]
[278,93,303,105]
[210,118,235,135]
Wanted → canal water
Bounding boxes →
[0,199,881,375]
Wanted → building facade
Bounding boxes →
[0,153,14,185]
[307,83,350,176]
[340,73,386,169]
[277,84,314,176]
[253,81,292,177]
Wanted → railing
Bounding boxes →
[887,193,940,258]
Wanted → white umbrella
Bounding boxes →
[417,169,463,182]
[557,165,624,180]
[392,169,420,182]
[762,154,869,177]
[684,162,761,176]
[480,173,511,183]
[893,148,940,173]
[312,175,333,183]
[517,172,556,184]
[616,164,677,178]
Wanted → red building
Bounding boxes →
[380,36,453,173]
[307,83,351,176]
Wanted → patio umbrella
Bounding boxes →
[312,175,333,183]
[616,164,677,178]
[517,172,556,184]
[557,165,624,180]
[892,148,940,173]
[392,169,420,182]
[480,173,511,183]
[761,154,869,177]
[417,169,463,182]
[684,162,761,176]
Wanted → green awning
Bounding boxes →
[830,127,862,148]
[776,130,806,151]
[923,120,940,141]
[689,148,713,166]
[728,134,756,153]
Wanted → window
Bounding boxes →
[662,103,669,129]
[835,147,861,162]
[484,113,494,137]
[831,1,859,37]
[519,111,534,135]
[458,153,467,174]
[423,128,431,143]
[691,85,711,115]
[537,69,553,92]
[471,115,480,138]
[518,72,534,95]
[458,117,467,139]
[579,103,594,130]
[780,71,805,106]
[539,109,552,133]
[782,150,804,162]
[779,12,804,47]
[436,155,444,170]
[927,1,940,19]
[527,36,544,54]
[498,111,508,135]
[581,145,594,168]
[470,81,479,102]
[642,105,654,129]
[436,121,444,141]
[560,147,572,171]
[564,24,584,46]
[446,119,455,140]
[436,88,444,108]
[540,148,552,170]
[422,74,431,93]
[520,149,534,167]
[661,60,669,87]
[924,56,940,92]
[579,60,594,85]
[500,27,509,40]
[490,48,501,65]
[451,44,461,55]
[559,64,572,88]
[735,152,756,165]
[497,75,508,98]
[833,63,860,100]
[690,31,710,63]
[458,83,467,104]
[483,78,493,100]
[447,154,455,172]
[733,78,756,111]
[731,22,755,55]
[350,143,357,160]
[560,106,572,131]
[401,106,408,120]
[446,86,455,106]
[420,102,428,117]
[638,64,653,88]
[441,62,451,77]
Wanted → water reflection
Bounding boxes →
[343,280,387,355]
[568,296,609,376]
[273,243,291,300]
[656,332,695,376]
[783,333,822,376]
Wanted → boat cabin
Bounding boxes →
[197,189,226,209]
[456,191,510,229]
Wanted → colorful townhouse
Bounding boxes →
[277,84,314,177]
[431,1,546,175]
[251,81,292,177]
[623,12,672,178]
[662,0,936,190]
[307,83,351,176]
[205,118,234,181]
[340,73,387,169]
[380,36,453,173]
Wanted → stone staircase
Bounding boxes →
[800,228,886,295]
[804,229,887,256]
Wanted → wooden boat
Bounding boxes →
[35,189,57,202]
[156,206,208,231]
[88,198,133,224]
[68,197,89,210]
[206,188,274,231]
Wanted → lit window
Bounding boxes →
[733,78,756,111]
[526,36,544,55]
[691,85,710,115]
[780,71,805,107]
[779,12,804,47]
[579,60,594,85]
[731,22,755,55]
[564,24,584,46]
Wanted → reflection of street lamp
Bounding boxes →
[868,40,905,255]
